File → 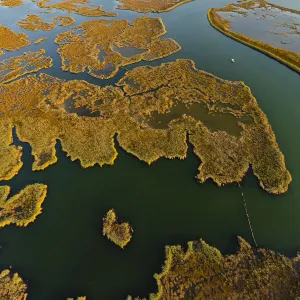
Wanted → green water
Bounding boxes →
[0,0,300,299]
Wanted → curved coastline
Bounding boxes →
[207,5,300,74]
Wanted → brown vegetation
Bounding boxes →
[0,0,22,7]
[0,269,27,300]
[0,26,30,51]
[129,237,300,299]
[0,59,291,193]
[36,0,117,17]
[54,17,181,79]
[208,0,300,73]
[0,119,23,181]
[17,15,75,31]
[103,209,133,248]
[0,49,53,84]
[117,0,191,13]
[0,184,47,228]
[34,37,47,44]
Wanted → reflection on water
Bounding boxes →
[112,45,147,58]
[147,102,249,136]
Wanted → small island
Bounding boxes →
[36,0,117,17]
[17,15,75,31]
[103,209,133,248]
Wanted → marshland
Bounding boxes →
[0,0,300,299]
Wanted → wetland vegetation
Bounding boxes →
[129,237,300,299]
[0,0,299,298]
[116,0,192,13]
[103,209,133,248]
[0,269,27,299]
[208,0,300,73]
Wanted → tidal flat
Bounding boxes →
[0,0,300,299]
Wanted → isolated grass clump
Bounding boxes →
[103,209,133,248]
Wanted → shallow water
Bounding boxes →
[146,102,244,136]
[0,0,300,299]
[219,3,300,53]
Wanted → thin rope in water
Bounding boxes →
[238,182,258,247]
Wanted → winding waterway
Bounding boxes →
[0,0,300,299]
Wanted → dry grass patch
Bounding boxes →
[54,17,181,79]
[103,209,133,248]
[18,15,75,31]
[0,184,47,228]
[0,269,27,300]
[117,0,191,13]
[37,0,117,17]
[128,237,300,299]
[0,26,30,51]
[0,49,52,84]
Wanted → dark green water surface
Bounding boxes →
[0,0,300,299]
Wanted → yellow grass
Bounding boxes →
[117,0,191,13]
[0,269,27,300]
[54,17,181,79]
[37,0,117,17]
[0,184,47,227]
[103,209,133,248]
[129,237,300,299]
[18,15,75,31]
[0,59,291,194]
[0,49,53,84]
[0,26,30,51]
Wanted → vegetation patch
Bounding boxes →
[18,15,75,31]
[0,60,291,193]
[0,184,47,228]
[116,0,191,13]
[103,209,133,248]
[0,119,23,181]
[128,237,300,299]
[36,0,117,17]
[0,0,23,7]
[208,0,300,73]
[0,269,28,299]
[54,17,181,79]
[0,49,53,84]
[34,37,47,44]
[0,26,30,51]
